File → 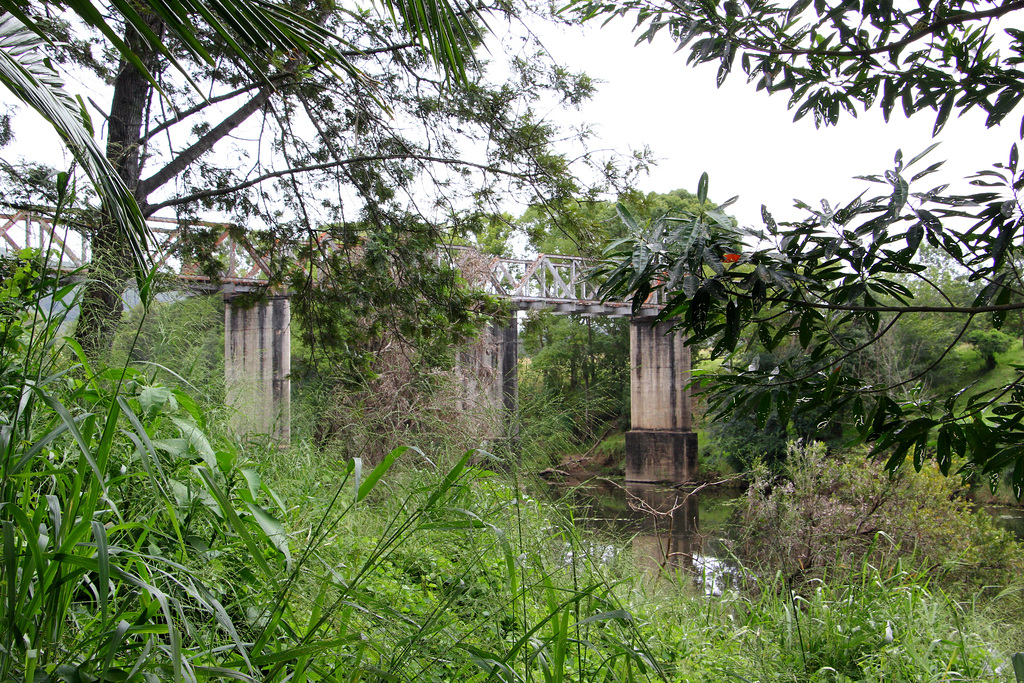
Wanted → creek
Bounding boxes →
[544,478,743,594]
[545,477,1024,593]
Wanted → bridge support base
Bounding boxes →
[625,430,698,483]
[625,318,697,484]
[224,295,291,445]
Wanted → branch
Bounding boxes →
[142,80,279,143]
[695,0,1024,60]
[144,154,521,215]
[782,298,1024,314]
[880,314,974,394]
[138,85,275,201]
[141,40,419,146]
[723,289,1024,315]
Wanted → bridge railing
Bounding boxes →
[441,246,662,313]
[443,247,601,301]
[0,213,662,313]
[0,212,275,285]
[0,211,89,268]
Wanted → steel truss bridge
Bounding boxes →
[1,211,659,316]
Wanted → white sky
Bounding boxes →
[520,19,1022,229]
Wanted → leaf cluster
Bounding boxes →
[600,151,1024,494]
[566,0,1024,134]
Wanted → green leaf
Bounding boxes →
[170,416,216,469]
[250,635,365,666]
[724,301,740,352]
[688,288,711,333]
[246,502,291,569]
[936,427,952,476]
[138,386,177,417]
[703,247,724,276]
[91,521,110,626]
[240,468,262,505]
[756,391,772,429]
[358,446,410,502]
[683,273,699,297]
[798,312,814,348]
[577,610,633,626]
[197,467,274,579]
[823,366,842,402]
[615,203,641,233]
[697,172,709,205]
[0,14,151,277]
[426,448,476,509]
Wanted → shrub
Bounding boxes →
[741,441,1024,588]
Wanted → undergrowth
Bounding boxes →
[1,202,1021,681]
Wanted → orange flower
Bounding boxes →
[722,253,741,263]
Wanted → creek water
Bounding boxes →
[543,478,742,594]
[545,478,1024,592]
[982,506,1024,539]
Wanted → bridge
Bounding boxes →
[1,211,696,484]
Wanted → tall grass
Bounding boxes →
[0,222,661,681]
[638,562,1015,682]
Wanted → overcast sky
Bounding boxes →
[517,18,1022,229]
[8,12,1022,238]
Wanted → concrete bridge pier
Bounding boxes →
[224,295,291,444]
[494,315,519,426]
[457,315,518,441]
[625,317,697,483]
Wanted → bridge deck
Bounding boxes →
[0,212,660,316]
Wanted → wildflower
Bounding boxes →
[722,253,741,263]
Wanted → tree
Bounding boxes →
[1,0,594,357]
[0,0,474,282]
[573,0,1024,494]
[967,328,1013,370]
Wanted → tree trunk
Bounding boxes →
[76,15,164,358]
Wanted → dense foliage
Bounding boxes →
[742,441,1024,586]
[512,189,716,465]
[577,0,1024,492]
[1,202,1021,682]
[1,0,605,369]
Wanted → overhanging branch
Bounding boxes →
[144,153,522,215]
[677,0,1024,60]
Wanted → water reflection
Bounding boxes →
[983,506,1024,540]
[625,484,699,575]
[544,478,739,592]
[548,478,1024,595]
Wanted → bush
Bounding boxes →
[967,328,1015,370]
[741,441,1024,588]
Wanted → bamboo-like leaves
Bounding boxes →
[0,0,484,288]
[598,153,1024,485]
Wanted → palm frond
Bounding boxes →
[0,14,150,269]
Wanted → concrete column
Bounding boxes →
[456,315,518,440]
[625,318,698,483]
[495,316,518,423]
[224,295,291,445]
